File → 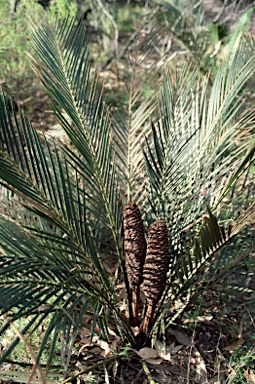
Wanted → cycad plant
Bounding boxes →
[1,11,255,381]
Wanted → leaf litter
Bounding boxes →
[71,289,255,384]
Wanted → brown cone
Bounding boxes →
[140,220,170,334]
[123,202,146,324]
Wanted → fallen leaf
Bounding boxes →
[78,338,91,346]
[119,303,128,312]
[108,328,117,336]
[171,345,183,354]
[196,315,213,322]
[183,315,213,324]
[146,357,163,365]
[80,327,91,336]
[167,329,192,347]
[209,378,221,384]
[97,340,112,356]
[131,326,140,336]
[243,369,255,383]
[194,351,208,383]
[92,335,100,343]
[104,365,110,384]
[136,347,159,360]
[224,338,244,351]
[111,336,121,350]
[88,346,102,355]
[155,340,172,362]
[112,360,119,378]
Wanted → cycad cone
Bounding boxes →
[123,202,146,325]
[140,220,170,335]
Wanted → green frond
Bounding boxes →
[217,139,255,206]
[28,15,123,261]
[152,205,255,334]
[0,215,135,364]
[181,205,255,290]
[0,15,146,364]
[111,31,165,203]
[143,50,255,235]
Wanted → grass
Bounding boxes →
[0,315,62,368]
[227,344,255,383]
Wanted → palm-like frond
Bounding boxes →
[141,47,255,337]
[111,30,166,204]
[0,17,136,367]
[153,206,255,335]
[143,49,255,233]
[28,15,123,260]
[0,217,90,362]
[0,209,134,364]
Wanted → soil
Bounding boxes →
[68,285,255,384]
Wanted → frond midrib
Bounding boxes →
[47,27,122,262]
